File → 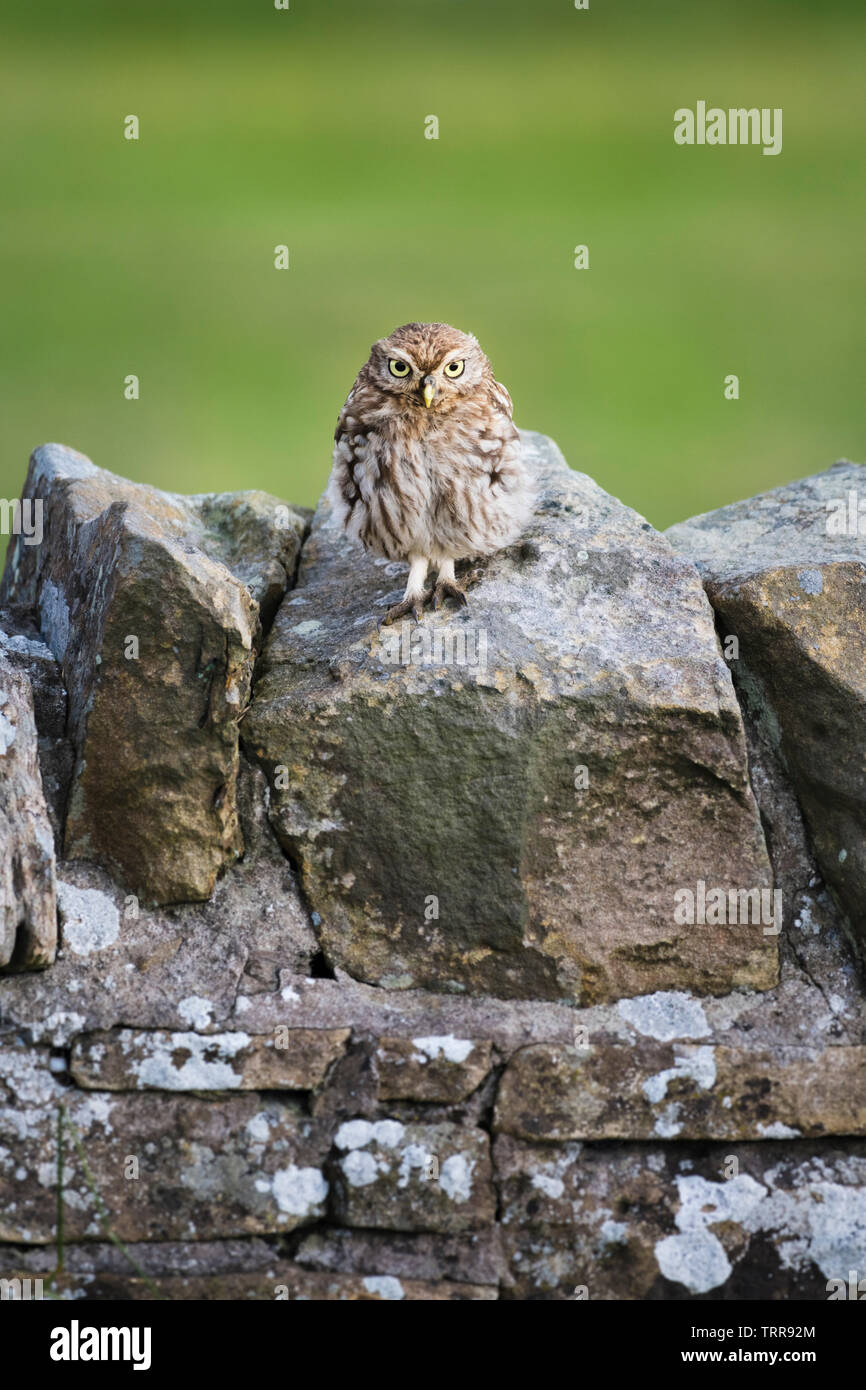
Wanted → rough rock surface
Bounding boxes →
[1,440,865,1301]
[0,1042,331,1244]
[375,1036,493,1102]
[294,1227,506,1287]
[0,1264,495,1301]
[0,445,308,904]
[69,1026,351,1093]
[0,611,74,848]
[494,1040,866,1141]
[247,431,776,1003]
[329,1118,495,1233]
[667,460,866,960]
[0,647,56,971]
[0,761,317,1042]
[495,1137,866,1299]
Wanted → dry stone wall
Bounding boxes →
[1,439,864,1300]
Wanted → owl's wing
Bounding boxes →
[491,377,515,420]
[468,379,535,545]
[478,379,523,483]
[328,386,372,536]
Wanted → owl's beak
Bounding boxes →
[422,377,437,409]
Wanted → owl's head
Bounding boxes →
[367,322,490,413]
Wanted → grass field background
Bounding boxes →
[1,0,864,553]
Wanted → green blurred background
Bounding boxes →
[1,0,864,553]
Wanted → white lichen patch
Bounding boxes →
[56,882,120,955]
[362,1275,404,1300]
[793,899,821,936]
[655,1174,766,1294]
[340,1149,385,1188]
[177,996,214,1029]
[245,1112,272,1144]
[0,702,16,755]
[653,1102,683,1138]
[643,1046,716,1105]
[0,1048,66,1113]
[410,1035,474,1065]
[532,1173,565,1200]
[13,1010,87,1048]
[129,1032,250,1091]
[600,1219,629,1247]
[656,1162,866,1296]
[439,1154,474,1203]
[334,1119,405,1151]
[797,568,823,595]
[397,1143,435,1189]
[618,991,711,1041]
[757,1121,802,1140]
[747,1175,866,1281]
[270,1165,328,1217]
[507,1145,581,1223]
[74,1094,115,1137]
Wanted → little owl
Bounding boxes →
[327,322,535,624]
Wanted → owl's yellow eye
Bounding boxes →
[444,359,465,378]
[388,359,411,378]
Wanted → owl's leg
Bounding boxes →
[432,558,468,611]
[381,554,432,625]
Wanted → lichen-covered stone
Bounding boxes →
[11,1268,496,1300]
[495,1136,866,1299]
[0,1237,279,1277]
[0,647,56,971]
[294,1226,506,1287]
[0,1041,329,1243]
[329,1118,495,1233]
[0,444,307,904]
[1,1228,505,1293]
[0,610,73,849]
[0,776,317,1044]
[1,438,865,1302]
[247,431,776,1003]
[70,1026,350,1092]
[667,460,866,959]
[494,1040,866,1140]
[228,959,866,1059]
[375,1036,493,1102]
[228,972,583,1052]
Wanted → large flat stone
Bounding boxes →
[294,1226,506,1287]
[0,444,308,904]
[329,1118,495,1233]
[70,1026,350,1092]
[0,1041,330,1243]
[375,1036,493,1102]
[667,460,866,960]
[247,431,776,1003]
[495,1136,866,1299]
[494,1040,866,1140]
[6,1268,497,1301]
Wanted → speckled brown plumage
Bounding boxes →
[327,322,534,622]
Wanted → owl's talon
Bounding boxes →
[380,590,433,626]
[433,581,468,612]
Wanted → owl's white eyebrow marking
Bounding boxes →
[387,352,417,372]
